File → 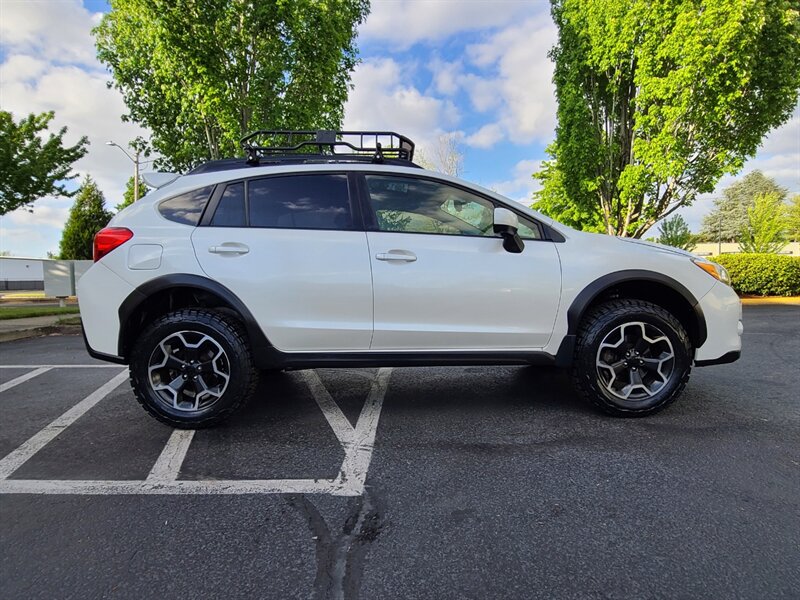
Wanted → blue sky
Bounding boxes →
[1,0,798,258]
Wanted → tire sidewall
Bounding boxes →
[130,312,250,426]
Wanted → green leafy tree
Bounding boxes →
[739,192,787,254]
[94,0,370,171]
[532,152,605,232]
[699,171,787,242]
[534,0,800,237]
[656,214,696,251]
[59,176,113,260]
[0,111,89,215]
[786,194,800,242]
[115,176,148,212]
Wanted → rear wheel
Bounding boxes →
[571,299,692,417]
[129,309,257,428]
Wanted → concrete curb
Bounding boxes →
[740,296,800,306]
[0,325,82,343]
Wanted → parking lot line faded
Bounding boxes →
[0,367,52,393]
[0,370,129,479]
[0,366,392,496]
[0,364,127,369]
[147,429,196,482]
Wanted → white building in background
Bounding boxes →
[0,257,45,291]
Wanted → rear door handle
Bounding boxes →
[208,243,249,256]
[375,251,417,262]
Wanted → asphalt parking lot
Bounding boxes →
[1,304,798,599]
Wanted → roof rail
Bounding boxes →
[239,130,415,166]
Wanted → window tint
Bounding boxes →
[365,175,494,237]
[210,182,246,227]
[159,185,214,226]
[248,174,352,230]
[516,216,542,240]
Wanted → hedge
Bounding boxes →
[713,253,800,297]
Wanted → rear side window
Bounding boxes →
[248,174,352,230]
[210,182,246,227]
[158,185,214,225]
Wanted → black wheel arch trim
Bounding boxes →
[695,350,740,367]
[566,270,707,348]
[117,274,274,365]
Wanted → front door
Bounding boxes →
[361,174,561,351]
[191,173,373,352]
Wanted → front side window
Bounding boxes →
[159,185,214,226]
[365,175,542,240]
[248,174,352,230]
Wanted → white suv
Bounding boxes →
[78,131,742,427]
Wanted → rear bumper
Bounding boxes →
[80,324,127,365]
[77,262,135,359]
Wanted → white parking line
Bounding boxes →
[0,364,125,369]
[0,367,52,393]
[0,370,128,480]
[0,478,350,496]
[147,429,196,482]
[301,370,355,446]
[336,368,392,495]
[0,367,390,496]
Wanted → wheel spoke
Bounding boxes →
[595,320,676,402]
[147,330,231,413]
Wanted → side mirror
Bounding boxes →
[493,207,525,254]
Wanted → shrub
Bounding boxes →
[714,253,800,296]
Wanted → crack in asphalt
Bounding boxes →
[287,490,386,600]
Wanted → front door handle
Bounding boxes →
[376,251,417,262]
[208,243,249,256]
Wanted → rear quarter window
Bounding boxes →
[158,185,214,225]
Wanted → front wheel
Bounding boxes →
[571,299,693,417]
[129,309,257,428]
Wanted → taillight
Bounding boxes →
[93,227,134,262]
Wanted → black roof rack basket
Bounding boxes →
[239,130,415,166]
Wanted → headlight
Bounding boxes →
[691,257,731,285]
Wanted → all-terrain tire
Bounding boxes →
[129,309,257,428]
[571,299,692,417]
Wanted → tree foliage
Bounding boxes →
[739,192,787,254]
[699,171,787,242]
[786,194,800,242]
[656,214,695,251]
[115,176,148,212]
[534,0,800,237]
[416,133,464,177]
[59,176,113,260]
[0,111,89,215]
[94,0,370,171]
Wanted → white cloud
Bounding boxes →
[465,17,558,145]
[464,123,504,149]
[429,58,462,96]
[359,0,532,48]
[343,58,460,150]
[0,1,151,256]
[0,0,101,66]
[486,159,542,204]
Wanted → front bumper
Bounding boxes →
[694,281,742,366]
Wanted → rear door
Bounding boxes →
[191,172,373,351]
[361,173,562,351]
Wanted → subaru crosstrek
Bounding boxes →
[78,131,742,428]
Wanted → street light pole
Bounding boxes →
[134,148,140,203]
[107,141,150,202]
